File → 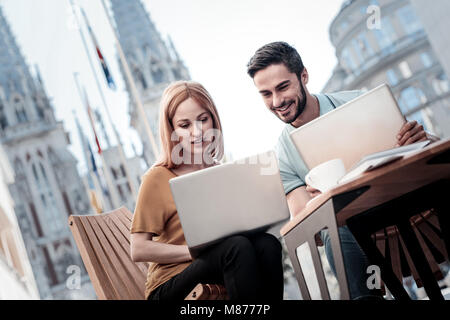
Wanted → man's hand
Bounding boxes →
[396,120,428,147]
[305,185,321,199]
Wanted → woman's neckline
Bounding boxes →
[168,162,220,177]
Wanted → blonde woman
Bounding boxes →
[130,81,284,300]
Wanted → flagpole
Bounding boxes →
[69,0,138,202]
[72,110,105,212]
[73,73,121,210]
[81,173,102,214]
[100,0,161,162]
[73,109,106,212]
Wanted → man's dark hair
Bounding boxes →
[247,41,304,80]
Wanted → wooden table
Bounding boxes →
[281,138,450,300]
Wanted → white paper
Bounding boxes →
[338,140,431,184]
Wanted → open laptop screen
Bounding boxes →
[289,84,406,171]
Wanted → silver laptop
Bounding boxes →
[169,151,290,258]
[289,84,406,171]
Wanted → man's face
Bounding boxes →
[253,63,307,124]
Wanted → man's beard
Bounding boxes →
[277,81,307,124]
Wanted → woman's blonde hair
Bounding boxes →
[154,80,224,169]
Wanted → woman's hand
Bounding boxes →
[306,184,322,199]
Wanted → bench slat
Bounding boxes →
[88,215,143,299]
[106,212,149,276]
[95,215,147,295]
[80,216,130,299]
[69,215,114,299]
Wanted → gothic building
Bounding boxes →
[0,6,94,299]
[110,0,191,165]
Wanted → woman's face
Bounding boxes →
[172,97,214,162]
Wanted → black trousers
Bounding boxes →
[148,233,284,300]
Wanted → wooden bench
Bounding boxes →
[69,207,227,300]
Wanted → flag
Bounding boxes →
[81,7,117,90]
[87,142,98,173]
[82,87,102,155]
[87,142,109,197]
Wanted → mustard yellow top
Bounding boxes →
[131,166,191,299]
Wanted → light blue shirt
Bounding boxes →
[275,90,363,194]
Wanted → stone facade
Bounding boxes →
[0,6,95,299]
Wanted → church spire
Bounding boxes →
[109,0,190,91]
[0,5,57,138]
[108,0,190,165]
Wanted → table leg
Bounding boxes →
[284,234,311,300]
[284,199,349,300]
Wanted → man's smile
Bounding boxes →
[274,101,294,115]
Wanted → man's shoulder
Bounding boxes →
[277,124,295,146]
[324,90,364,106]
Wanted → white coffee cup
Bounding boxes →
[305,158,346,193]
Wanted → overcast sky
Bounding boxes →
[0,0,344,173]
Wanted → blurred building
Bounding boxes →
[323,0,450,138]
[102,145,145,211]
[0,6,94,299]
[0,145,39,299]
[410,0,450,81]
[109,0,191,166]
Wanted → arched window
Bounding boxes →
[44,191,64,233]
[13,96,28,123]
[340,47,357,74]
[39,162,49,183]
[372,17,397,53]
[137,70,147,89]
[111,168,117,180]
[0,102,8,130]
[396,5,423,35]
[13,158,31,199]
[432,73,450,96]
[152,66,165,84]
[31,160,50,188]
[398,86,427,113]
[33,95,45,119]
[32,163,40,185]
[14,158,26,179]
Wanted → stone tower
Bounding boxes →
[109,0,191,165]
[0,6,94,299]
